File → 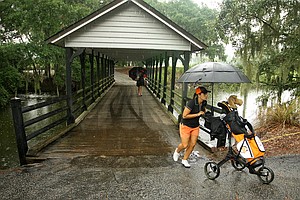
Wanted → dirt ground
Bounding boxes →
[256,124,300,157]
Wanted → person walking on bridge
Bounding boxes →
[136,72,147,96]
[173,86,210,168]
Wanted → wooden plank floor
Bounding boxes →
[37,69,180,159]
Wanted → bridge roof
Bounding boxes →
[46,0,207,61]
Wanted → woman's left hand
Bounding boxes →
[198,111,205,117]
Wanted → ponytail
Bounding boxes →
[193,93,197,99]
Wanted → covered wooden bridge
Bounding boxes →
[11,0,209,165]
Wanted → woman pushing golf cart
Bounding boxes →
[177,62,274,183]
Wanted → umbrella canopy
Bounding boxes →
[177,62,251,114]
[129,67,147,80]
[177,62,251,83]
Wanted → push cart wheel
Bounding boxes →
[257,166,274,184]
[204,162,220,180]
[231,159,246,171]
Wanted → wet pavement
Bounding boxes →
[0,70,299,199]
[1,154,300,199]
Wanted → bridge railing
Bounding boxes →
[147,78,181,123]
[11,75,114,165]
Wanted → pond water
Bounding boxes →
[0,96,63,169]
[209,89,264,125]
[210,89,293,126]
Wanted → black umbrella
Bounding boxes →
[129,67,147,81]
[177,62,251,83]
[177,62,251,112]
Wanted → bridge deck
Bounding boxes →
[36,69,184,160]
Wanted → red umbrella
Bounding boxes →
[129,67,147,80]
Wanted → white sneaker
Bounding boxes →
[173,148,180,162]
[181,159,191,168]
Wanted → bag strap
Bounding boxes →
[217,101,232,114]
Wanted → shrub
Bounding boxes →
[0,85,9,107]
[260,97,300,127]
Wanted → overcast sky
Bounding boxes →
[160,0,223,9]
[192,0,223,9]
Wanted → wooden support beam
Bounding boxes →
[179,51,190,123]
[89,50,95,102]
[80,51,87,111]
[66,48,75,124]
[96,52,101,97]
[10,98,28,165]
[157,54,163,99]
[162,52,169,105]
[168,52,178,113]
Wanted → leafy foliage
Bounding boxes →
[217,0,300,102]
[145,0,226,61]
[0,0,106,104]
[0,44,26,105]
[259,97,300,127]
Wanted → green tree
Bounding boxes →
[0,0,106,105]
[217,0,300,102]
[0,43,26,105]
[145,0,226,61]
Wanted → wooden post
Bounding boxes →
[101,55,104,92]
[162,52,169,105]
[96,52,100,97]
[104,56,108,89]
[147,59,152,90]
[180,51,190,123]
[66,48,75,124]
[89,50,95,102]
[10,98,28,165]
[154,57,158,94]
[168,53,177,113]
[80,51,87,111]
[157,55,163,99]
[111,60,115,84]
